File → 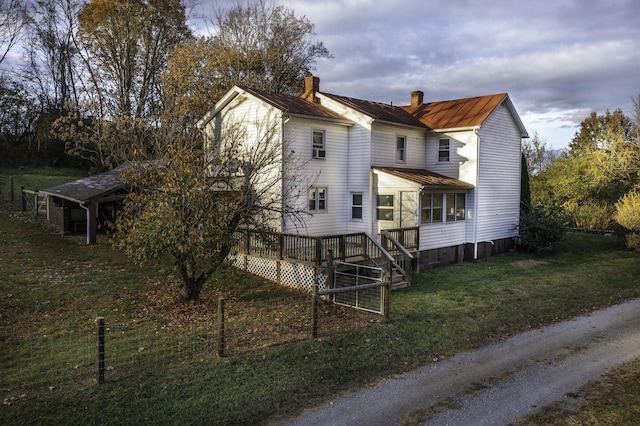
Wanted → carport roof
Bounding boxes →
[40,164,129,204]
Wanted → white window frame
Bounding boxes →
[438,138,450,162]
[350,192,363,220]
[309,187,327,212]
[396,135,406,163]
[421,192,465,224]
[376,194,394,221]
[312,129,326,159]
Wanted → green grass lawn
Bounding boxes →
[0,167,89,192]
[1,205,639,425]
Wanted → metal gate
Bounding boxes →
[319,261,386,314]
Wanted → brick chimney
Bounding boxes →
[411,90,424,107]
[302,75,320,103]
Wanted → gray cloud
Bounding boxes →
[282,0,640,147]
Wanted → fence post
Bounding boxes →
[217,297,225,357]
[34,190,39,217]
[382,263,392,322]
[327,249,334,290]
[97,317,105,384]
[9,176,14,202]
[21,186,26,211]
[311,283,318,338]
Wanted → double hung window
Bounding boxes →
[312,130,326,158]
[309,187,327,212]
[396,136,406,162]
[438,138,450,162]
[376,194,394,221]
[351,193,363,220]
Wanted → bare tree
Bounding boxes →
[0,0,27,66]
[522,130,557,176]
[77,0,193,121]
[161,0,332,129]
[116,117,307,301]
[22,0,84,114]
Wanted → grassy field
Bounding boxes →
[1,196,640,424]
[0,167,89,193]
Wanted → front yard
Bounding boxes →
[1,203,640,424]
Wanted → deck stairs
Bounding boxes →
[331,231,413,291]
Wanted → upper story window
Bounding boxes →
[376,194,394,221]
[350,193,363,220]
[312,130,326,159]
[309,187,327,212]
[396,136,406,162]
[438,138,450,162]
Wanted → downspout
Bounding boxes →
[369,169,375,235]
[281,116,290,233]
[473,128,480,260]
[79,200,96,245]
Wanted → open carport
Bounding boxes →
[40,165,128,244]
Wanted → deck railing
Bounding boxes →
[235,228,418,266]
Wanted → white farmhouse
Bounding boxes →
[197,76,528,270]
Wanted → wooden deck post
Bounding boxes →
[311,283,318,338]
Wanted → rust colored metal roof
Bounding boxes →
[238,86,350,122]
[402,93,507,130]
[322,93,427,128]
[374,167,474,189]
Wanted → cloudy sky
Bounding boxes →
[207,0,640,149]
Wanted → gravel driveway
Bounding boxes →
[277,298,640,426]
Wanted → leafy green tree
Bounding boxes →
[116,119,306,301]
[532,108,640,229]
[615,190,640,251]
[518,202,567,253]
[520,152,531,214]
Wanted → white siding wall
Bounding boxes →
[371,124,426,169]
[373,172,420,232]
[346,123,372,234]
[476,104,522,242]
[425,130,477,184]
[209,95,285,231]
[282,117,350,235]
[419,220,467,250]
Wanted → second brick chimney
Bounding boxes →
[411,90,424,107]
[302,75,320,103]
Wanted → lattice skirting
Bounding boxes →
[228,254,327,294]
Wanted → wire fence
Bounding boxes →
[0,291,381,399]
[0,174,15,202]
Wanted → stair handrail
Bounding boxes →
[381,230,414,260]
[381,230,413,286]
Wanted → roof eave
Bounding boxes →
[427,125,480,134]
[283,112,353,126]
[196,86,244,129]
[372,119,428,131]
